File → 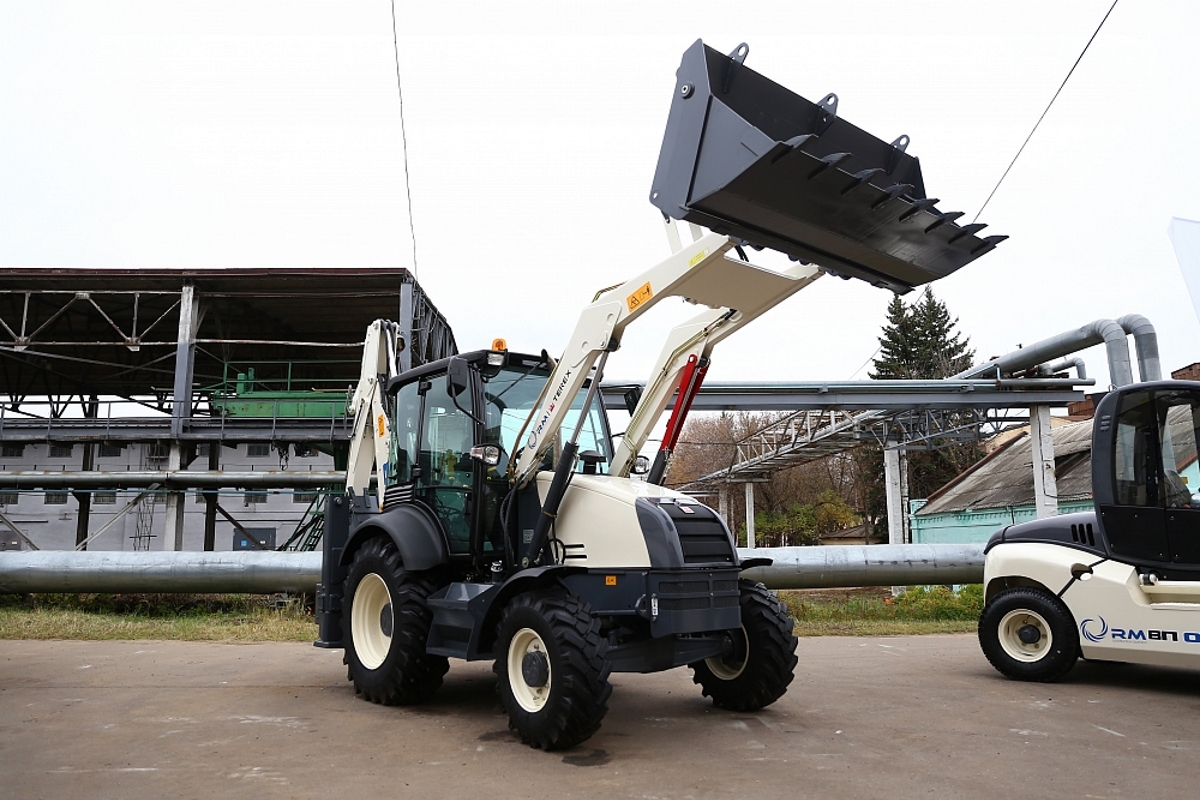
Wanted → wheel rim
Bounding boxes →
[352,573,393,670]
[508,627,552,713]
[997,608,1052,663]
[705,625,748,680]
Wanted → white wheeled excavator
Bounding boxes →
[314,39,1004,750]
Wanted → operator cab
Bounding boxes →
[384,349,613,563]
[1093,382,1200,576]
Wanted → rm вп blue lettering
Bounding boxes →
[1110,628,1181,642]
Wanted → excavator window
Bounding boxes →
[414,376,476,554]
[1106,388,1200,568]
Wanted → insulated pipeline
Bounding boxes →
[0,545,985,594]
[737,544,985,588]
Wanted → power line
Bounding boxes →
[973,0,1119,223]
[389,0,419,280]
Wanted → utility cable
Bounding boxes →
[389,0,420,280]
[973,0,1119,223]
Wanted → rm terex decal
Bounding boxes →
[527,369,573,451]
[1081,616,1199,644]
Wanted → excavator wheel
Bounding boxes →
[344,537,448,704]
[691,580,798,711]
[494,589,612,750]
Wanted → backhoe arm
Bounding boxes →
[345,319,402,506]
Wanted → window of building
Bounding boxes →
[244,490,268,506]
[247,444,271,458]
[0,491,18,506]
[293,444,315,458]
[49,444,73,458]
[196,443,211,457]
[293,491,318,504]
[145,444,168,465]
[93,491,117,505]
[98,443,123,458]
[44,491,69,505]
[1,444,24,458]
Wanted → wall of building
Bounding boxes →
[0,442,333,551]
[909,498,1096,544]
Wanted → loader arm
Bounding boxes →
[512,233,738,486]
[609,256,822,479]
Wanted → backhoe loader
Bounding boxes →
[315,39,1003,749]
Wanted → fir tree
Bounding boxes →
[860,289,982,534]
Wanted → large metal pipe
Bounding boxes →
[0,471,344,489]
[738,544,985,589]
[1117,314,1162,382]
[957,319,1134,386]
[0,551,322,594]
[0,545,985,595]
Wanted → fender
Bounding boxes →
[475,565,585,654]
[340,502,449,572]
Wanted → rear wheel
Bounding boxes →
[494,590,611,750]
[344,537,448,704]
[979,587,1079,682]
[691,580,798,711]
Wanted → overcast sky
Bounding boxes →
[2,1,1198,394]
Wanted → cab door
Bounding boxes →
[1099,387,1200,571]
[396,372,480,555]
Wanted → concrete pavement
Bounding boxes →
[3,635,1200,799]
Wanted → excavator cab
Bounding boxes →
[650,40,1004,293]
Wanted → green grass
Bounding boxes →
[780,584,983,636]
[0,593,316,642]
[0,585,985,641]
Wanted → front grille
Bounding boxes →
[659,580,710,593]
[659,596,711,611]
[657,503,736,565]
[1070,522,1095,547]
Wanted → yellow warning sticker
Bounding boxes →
[688,248,710,267]
[605,575,617,586]
[626,282,653,313]
[376,414,387,438]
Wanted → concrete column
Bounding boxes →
[744,482,755,549]
[171,284,199,438]
[718,487,729,529]
[73,442,95,550]
[1030,404,1059,519]
[163,444,186,551]
[884,446,911,546]
[165,284,199,551]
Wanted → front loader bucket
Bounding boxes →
[650,40,1004,293]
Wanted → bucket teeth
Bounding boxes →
[898,198,940,223]
[872,183,915,210]
[924,211,964,233]
[971,234,1008,255]
[808,152,852,179]
[948,223,987,244]
[842,168,885,195]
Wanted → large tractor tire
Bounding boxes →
[494,590,612,750]
[691,580,798,711]
[979,586,1079,682]
[344,537,448,704]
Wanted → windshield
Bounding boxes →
[481,365,611,473]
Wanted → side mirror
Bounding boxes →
[631,455,651,475]
[447,357,471,398]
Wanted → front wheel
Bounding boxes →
[494,590,611,750]
[978,586,1079,682]
[691,580,798,711]
[344,537,448,704]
